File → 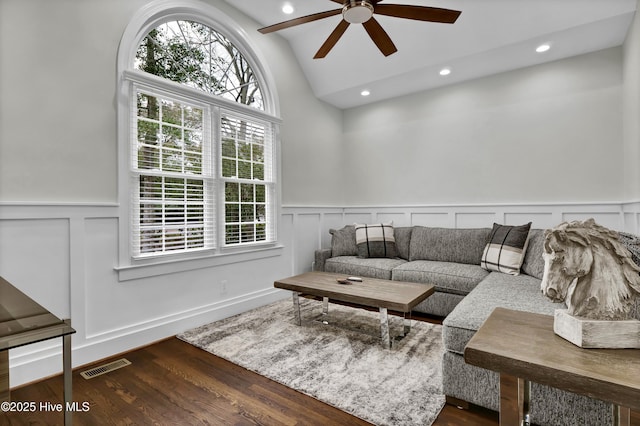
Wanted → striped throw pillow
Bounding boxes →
[355,222,397,259]
[481,222,532,275]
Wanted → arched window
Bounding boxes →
[117,1,280,267]
[134,21,264,109]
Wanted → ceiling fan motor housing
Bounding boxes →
[342,0,375,24]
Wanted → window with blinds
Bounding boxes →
[132,90,214,256]
[127,18,278,260]
[221,113,275,245]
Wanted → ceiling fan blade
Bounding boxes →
[314,20,350,59]
[362,17,397,56]
[258,9,342,34]
[374,5,461,23]
[327,0,343,3]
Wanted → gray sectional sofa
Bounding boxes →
[313,224,623,426]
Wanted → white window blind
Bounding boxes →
[220,111,275,246]
[131,88,214,257]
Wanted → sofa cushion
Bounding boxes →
[480,222,531,275]
[329,225,357,257]
[394,226,413,260]
[521,229,545,279]
[392,260,489,296]
[442,272,563,355]
[410,227,491,265]
[413,291,465,317]
[325,256,407,280]
[355,222,397,258]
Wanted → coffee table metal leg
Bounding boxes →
[379,307,391,349]
[292,292,301,326]
[321,297,330,324]
[404,312,412,336]
[613,405,631,426]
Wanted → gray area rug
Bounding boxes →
[178,297,445,426]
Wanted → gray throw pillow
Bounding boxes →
[329,225,357,257]
[394,227,413,260]
[521,229,545,279]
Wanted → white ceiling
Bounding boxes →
[226,0,637,109]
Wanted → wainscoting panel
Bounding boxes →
[455,212,498,228]
[344,212,375,225]
[374,212,410,226]
[410,212,451,227]
[0,201,638,388]
[504,212,555,228]
[561,212,624,230]
[284,202,640,266]
[622,201,640,234]
[293,213,323,273]
[320,212,347,248]
[0,203,291,388]
[0,218,70,319]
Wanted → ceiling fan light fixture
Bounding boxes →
[536,43,551,53]
[282,3,294,15]
[342,0,375,24]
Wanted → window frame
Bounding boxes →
[131,83,215,258]
[218,109,276,248]
[115,0,282,279]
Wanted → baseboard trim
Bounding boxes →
[7,288,288,388]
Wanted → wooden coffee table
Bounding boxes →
[464,307,640,426]
[274,271,434,348]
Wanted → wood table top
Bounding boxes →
[464,307,640,411]
[274,271,434,313]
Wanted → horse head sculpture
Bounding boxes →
[541,219,640,320]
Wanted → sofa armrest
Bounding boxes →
[314,248,332,271]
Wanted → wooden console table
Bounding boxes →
[464,307,640,426]
[0,276,75,426]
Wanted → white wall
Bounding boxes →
[624,3,640,200]
[0,0,343,387]
[0,0,345,205]
[341,48,624,205]
[0,0,638,389]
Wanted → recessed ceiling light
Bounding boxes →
[282,3,294,14]
[536,44,551,53]
[360,90,370,97]
[439,68,451,76]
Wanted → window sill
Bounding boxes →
[114,245,284,282]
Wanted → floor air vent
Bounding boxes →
[80,358,131,379]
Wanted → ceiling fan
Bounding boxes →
[258,0,461,59]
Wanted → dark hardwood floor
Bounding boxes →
[1,314,637,425]
[1,336,499,426]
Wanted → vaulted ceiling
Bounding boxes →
[226,0,637,109]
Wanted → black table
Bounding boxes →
[1,276,75,426]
